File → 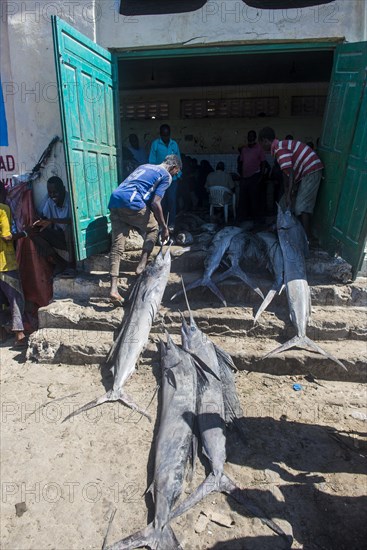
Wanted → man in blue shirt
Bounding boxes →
[149,124,181,231]
[108,154,182,305]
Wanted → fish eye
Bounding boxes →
[190,327,195,332]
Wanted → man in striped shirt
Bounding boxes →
[258,127,323,238]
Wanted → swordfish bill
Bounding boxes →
[105,334,199,550]
[264,207,346,370]
[63,247,172,423]
[171,226,243,306]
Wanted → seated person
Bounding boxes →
[205,161,235,193]
[30,176,75,277]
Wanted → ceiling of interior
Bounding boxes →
[118,50,334,90]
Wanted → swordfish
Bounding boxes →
[105,334,200,550]
[264,207,346,370]
[64,247,172,422]
[213,231,264,299]
[171,226,243,306]
[170,296,287,539]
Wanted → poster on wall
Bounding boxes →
[0,76,18,189]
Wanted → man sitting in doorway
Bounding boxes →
[30,176,75,277]
[108,154,182,305]
[258,127,323,239]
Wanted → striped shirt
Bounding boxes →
[271,139,323,182]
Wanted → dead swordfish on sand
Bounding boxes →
[264,207,346,370]
[105,335,200,550]
[171,226,243,306]
[170,297,288,539]
[64,247,172,422]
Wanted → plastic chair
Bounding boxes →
[209,186,236,223]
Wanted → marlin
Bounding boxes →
[213,231,264,299]
[105,334,200,550]
[254,231,284,323]
[171,289,288,539]
[264,207,346,370]
[64,247,172,422]
[171,226,243,306]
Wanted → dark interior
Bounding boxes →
[118,50,334,90]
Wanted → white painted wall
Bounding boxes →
[1,1,96,208]
[120,82,329,157]
[97,0,366,49]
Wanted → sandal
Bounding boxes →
[12,337,29,349]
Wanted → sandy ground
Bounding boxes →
[1,343,366,550]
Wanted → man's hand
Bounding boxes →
[160,225,170,244]
[33,219,51,231]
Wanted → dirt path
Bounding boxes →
[1,345,366,550]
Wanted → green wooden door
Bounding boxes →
[52,16,119,260]
[314,42,367,276]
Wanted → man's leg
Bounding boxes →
[294,171,322,239]
[109,208,130,302]
[130,208,159,275]
[29,228,68,273]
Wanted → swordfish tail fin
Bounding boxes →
[215,267,264,299]
[254,288,278,324]
[170,472,287,539]
[264,336,347,371]
[105,523,182,550]
[63,389,152,423]
[172,277,227,306]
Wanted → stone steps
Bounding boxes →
[53,270,367,308]
[26,327,366,382]
[81,247,353,282]
[38,300,366,342]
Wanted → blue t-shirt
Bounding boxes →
[108,164,172,210]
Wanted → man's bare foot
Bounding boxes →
[109,293,124,307]
[136,252,148,275]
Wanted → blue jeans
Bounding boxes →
[162,179,178,228]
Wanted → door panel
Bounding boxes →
[52,16,118,260]
[314,41,367,276]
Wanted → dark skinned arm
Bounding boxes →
[150,195,169,242]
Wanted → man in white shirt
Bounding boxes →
[30,176,74,277]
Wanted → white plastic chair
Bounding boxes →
[209,186,236,223]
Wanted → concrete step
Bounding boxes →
[53,270,367,308]
[38,300,367,342]
[81,246,353,283]
[26,327,366,383]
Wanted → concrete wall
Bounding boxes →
[97,0,366,49]
[120,82,329,156]
[0,1,96,207]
